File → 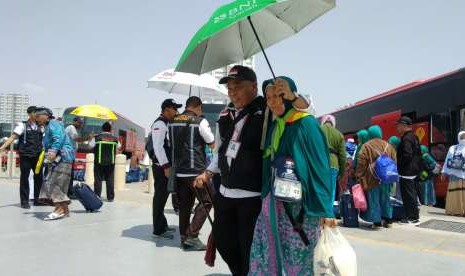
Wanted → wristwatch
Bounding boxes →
[205,170,214,178]
[290,92,300,103]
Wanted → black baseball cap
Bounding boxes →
[26,106,36,113]
[161,99,182,110]
[396,116,413,125]
[219,65,257,84]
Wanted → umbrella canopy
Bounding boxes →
[175,0,335,75]
[147,69,228,103]
[70,105,117,121]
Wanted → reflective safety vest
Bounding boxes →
[94,132,118,165]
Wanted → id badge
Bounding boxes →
[226,141,241,159]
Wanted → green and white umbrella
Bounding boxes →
[175,0,336,76]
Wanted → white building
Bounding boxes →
[209,57,255,82]
[0,93,30,124]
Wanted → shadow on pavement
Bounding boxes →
[23,211,50,221]
[428,211,449,217]
[0,203,21,209]
[121,224,181,248]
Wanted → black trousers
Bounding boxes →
[177,177,212,241]
[93,164,115,200]
[152,164,169,235]
[19,155,43,204]
[213,193,261,276]
[400,177,421,220]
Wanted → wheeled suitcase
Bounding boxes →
[391,197,406,221]
[73,182,103,212]
[340,193,359,228]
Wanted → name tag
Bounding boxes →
[226,141,241,159]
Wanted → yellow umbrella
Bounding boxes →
[70,104,117,121]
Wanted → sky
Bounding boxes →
[1,0,464,133]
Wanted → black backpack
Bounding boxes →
[145,131,155,160]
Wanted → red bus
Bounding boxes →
[329,67,465,202]
[62,107,146,172]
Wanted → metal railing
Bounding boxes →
[0,151,20,178]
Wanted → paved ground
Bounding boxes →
[1,177,465,276]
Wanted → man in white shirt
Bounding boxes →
[150,99,181,239]
[64,116,84,198]
[0,106,43,209]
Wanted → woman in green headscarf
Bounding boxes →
[419,145,438,206]
[388,135,401,198]
[355,125,397,228]
[249,77,334,275]
[353,129,369,170]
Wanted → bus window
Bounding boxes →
[431,112,452,161]
[460,108,465,131]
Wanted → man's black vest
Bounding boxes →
[152,116,171,165]
[169,111,206,175]
[18,121,43,158]
[94,132,118,166]
[218,97,265,192]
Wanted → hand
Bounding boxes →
[47,151,57,162]
[163,167,170,178]
[194,172,210,188]
[274,78,296,101]
[320,218,337,229]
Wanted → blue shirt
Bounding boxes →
[43,120,75,162]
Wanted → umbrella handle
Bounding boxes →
[247,16,276,79]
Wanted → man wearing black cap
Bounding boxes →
[65,116,85,198]
[150,99,182,239]
[396,116,422,223]
[0,106,43,209]
[194,65,310,275]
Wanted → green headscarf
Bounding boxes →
[388,136,400,148]
[356,129,369,145]
[368,125,383,140]
[354,129,369,169]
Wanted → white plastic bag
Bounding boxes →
[313,227,357,276]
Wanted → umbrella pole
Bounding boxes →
[247,16,273,150]
[247,16,276,79]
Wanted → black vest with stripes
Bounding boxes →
[169,111,206,175]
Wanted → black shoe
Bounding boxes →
[409,219,420,224]
[399,219,410,224]
[183,237,206,251]
[165,226,176,233]
[153,231,174,240]
[68,194,77,200]
[382,220,392,228]
[33,200,47,206]
[20,203,31,209]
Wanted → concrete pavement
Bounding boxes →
[1,177,465,275]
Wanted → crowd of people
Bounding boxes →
[1,65,465,275]
[149,65,335,275]
[0,106,119,219]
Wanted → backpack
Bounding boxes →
[145,132,155,160]
[145,120,157,160]
[369,143,399,184]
